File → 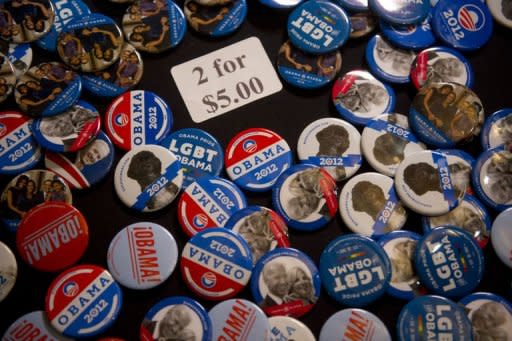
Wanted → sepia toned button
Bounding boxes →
[184,0,247,37]
[0,0,55,43]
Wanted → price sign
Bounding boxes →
[171,37,283,123]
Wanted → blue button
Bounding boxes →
[319,234,391,307]
[320,309,391,341]
[380,13,436,50]
[481,108,512,150]
[7,43,33,79]
[369,0,430,25]
[184,0,247,37]
[288,0,350,54]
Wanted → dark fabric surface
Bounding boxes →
[1,1,512,340]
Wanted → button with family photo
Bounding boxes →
[259,0,303,9]
[422,194,491,248]
[5,43,33,78]
[395,150,467,215]
[334,0,368,12]
[379,13,436,50]
[32,100,101,153]
[378,231,422,300]
[44,131,115,190]
[160,128,224,189]
[82,43,143,98]
[0,111,43,175]
[332,70,396,126]
[339,172,408,238]
[432,0,493,51]
[369,0,429,25]
[361,113,426,177]
[319,309,391,341]
[140,296,212,341]
[415,226,484,298]
[105,90,173,151]
[107,222,178,290]
[481,108,512,150]
[178,175,247,236]
[114,145,184,212]
[349,11,377,39]
[409,82,484,147]
[287,0,350,54]
[297,117,361,181]
[209,299,270,340]
[487,0,512,28]
[251,248,320,317]
[397,295,473,341]
[123,0,186,53]
[472,146,512,211]
[0,52,16,103]
[2,311,73,341]
[36,0,91,52]
[319,234,391,307]
[57,13,124,72]
[226,206,290,265]
[0,169,72,233]
[459,292,512,341]
[14,62,82,117]
[272,164,339,231]
[16,202,88,272]
[492,208,512,268]
[0,240,17,302]
[365,35,416,84]
[180,227,252,300]
[184,0,247,37]
[0,0,55,43]
[268,316,315,341]
[277,41,342,89]
[410,47,474,90]
[225,128,292,192]
[45,265,123,338]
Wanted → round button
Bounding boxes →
[5,43,33,79]
[379,14,436,50]
[0,0,55,43]
[17,202,88,272]
[339,172,408,237]
[481,108,512,150]
[415,227,484,298]
[369,0,429,25]
[0,240,17,302]
[0,52,17,103]
[105,90,173,151]
[272,164,339,231]
[107,222,178,290]
[114,145,184,212]
[320,309,391,341]
[268,316,315,341]
[487,0,512,29]
[297,117,362,181]
[184,0,247,37]
[491,208,512,268]
[2,311,72,341]
[250,248,321,318]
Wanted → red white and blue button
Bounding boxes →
[2,311,72,341]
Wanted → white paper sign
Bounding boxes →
[171,37,283,123]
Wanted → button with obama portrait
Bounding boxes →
[0,52,16,103]
[140,296,212,341]
[297,117,362,181]
[123,0,186,54]
[14,62,82,117]
[339,172,407,238]
[272,164,339,231]
[481,108,512,150]
[319,309,391,341]
[2,311,73,341]
[184,0,247,37]
[361,113,426,177]
[45,131,115,190]
[1,169,73,233]
[0,0,55,43]
[32,100,101,153]
[16,201,88,272]
[57,13,124,73]
[226,206,290,265]
[250,248,321,318]
[395,150,467,216]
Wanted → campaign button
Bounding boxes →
[105,90,173,151]
[45,265,123,338]
[297,117,362,181]
[180,227,252,300]
[269,316,315,341]
[140,296,211,341]
[436,148,474,194]
[14,62,82,117]
[32,100,101,153]
[160,128,224,189]
[319,309,391,341]
[0,0,55,43]
[107,222,178,290]
[177,175,247,236]
[114,144,184,212]
[369,0,429,25]
[184,0,247,37]
[5,43,33,79]
[380,13,436,50]
[123,0,185,53]
[481,108,512,150]
[0,240,17,302]
[491,208,512,268]
[225,128,292,192]
[0,111,43,175]
[2,311,73,341]
[16,202,88,272]
[0,52,16,103]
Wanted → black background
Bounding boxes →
[1,0,512,340]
